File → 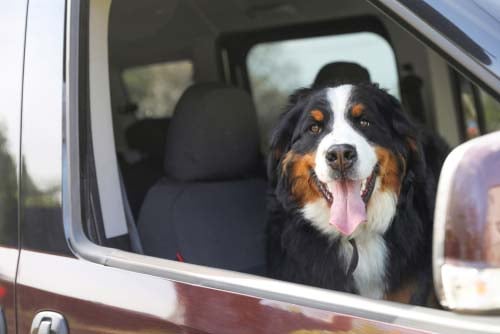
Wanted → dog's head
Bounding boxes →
[269,83,424,238]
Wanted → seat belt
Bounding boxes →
[118,171,144,254]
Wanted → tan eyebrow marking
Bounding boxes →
[351,103,364,117]
[310,109,324,122]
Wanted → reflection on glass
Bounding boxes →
[247,32,399,151]
[0,1,28,247]
[454,70,500,140]
[0,123,18,247]
[21,0,63,207]
[480,89,500,133]
[458,79,480,140]
[20,0,69,254]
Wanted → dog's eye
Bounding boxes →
[309,124,322,134]
[359,119,370,128]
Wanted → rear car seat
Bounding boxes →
[120,118,169,217]
[137,83,267,274]
[312,61,371,87]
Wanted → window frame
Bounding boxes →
[64,1,500,332]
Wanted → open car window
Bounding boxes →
[69,1,500,330]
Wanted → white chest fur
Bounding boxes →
[339,234,387,298]
[301,179,397,298]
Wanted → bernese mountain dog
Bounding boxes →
[267,83,448,305]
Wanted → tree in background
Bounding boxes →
[248,45,302,151]
[0,124,17,246]
[123,61,193,119]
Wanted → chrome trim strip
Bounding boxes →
[63,1,500,332]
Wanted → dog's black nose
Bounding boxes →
[326,144,357,172]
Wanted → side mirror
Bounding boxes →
[433,131,500,313]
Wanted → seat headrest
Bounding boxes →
[164,83,260,181]
[313,62,371,88]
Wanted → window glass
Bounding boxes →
[122,60,193,119]
[458,78,481,140]
[247,32,399,150]
[0,1,26,247]
[480,89,500,133]
[454,70,500,140]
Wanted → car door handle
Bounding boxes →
[36,320,51,334]
[31,311,68,334]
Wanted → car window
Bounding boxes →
[122,60,193,119]
[247,32,399,150]
[480,88,500,133]
[455,74,482,139]
[453,70,500,140]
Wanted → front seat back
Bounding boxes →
[138,83,267,274]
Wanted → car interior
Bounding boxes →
[79,0,500,304]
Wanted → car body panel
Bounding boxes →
[0,1,29,333]
[17,251,431,334]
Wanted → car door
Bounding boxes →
[16,1,500,334]
[15,5,432,334]
[0,1,28,333]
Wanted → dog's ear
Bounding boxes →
[388,94,427,180]
[387,91,450,181]
[267,88,311,187]
[378,87,427,181]
[364,83,425,179]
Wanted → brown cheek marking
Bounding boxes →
[310,109,324,122]
[285,152,321,205]
[351,103,364,117]
[375,147,402,195]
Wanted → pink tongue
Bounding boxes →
[329,180,367,235]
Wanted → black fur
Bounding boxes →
[266,83,449,303]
